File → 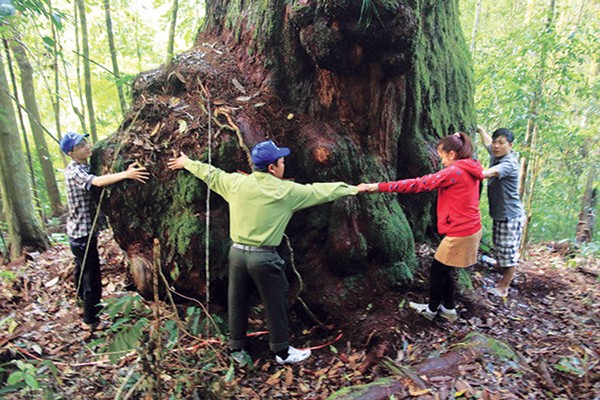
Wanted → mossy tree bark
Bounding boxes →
[96,0,475,335]
[328,332,530,399]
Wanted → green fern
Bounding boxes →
[105,318,150,364]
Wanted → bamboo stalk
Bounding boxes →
[152,238,162,398]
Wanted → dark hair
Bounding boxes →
[492,128,514,143]
[253,165,269,172]
[438,132,473,159]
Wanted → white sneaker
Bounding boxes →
[438,304,458,322]
[409,302,437,321]
[481,255,497,266]
[275,346,311,364]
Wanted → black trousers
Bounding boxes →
[428,258,456,310]
[228,246,289,353]
[69,235,102,324]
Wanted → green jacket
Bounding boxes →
[183,159,358,246]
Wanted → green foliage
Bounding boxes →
[103,292,148,319]
[461,332,519,362]
[358,0,382,28]
[186,306,204,336]
[456,269,473,291]
[5,360,40,391]
[185,306,227,339]
[554,353,592,377]
[105,318,150,364]
[0,270,16,282]
[579,242,600,258]
[164,208,202,258]
[161,174,203,260]
[89,294,152,364]
[0,359,58,397]
[81,293,234,398]
[461,0,600,243]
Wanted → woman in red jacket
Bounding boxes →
[362,132,484,321]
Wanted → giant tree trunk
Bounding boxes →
[9,37,64,218]
[0,53,48,259]
[76,0,98,142]
[95,0,476,335]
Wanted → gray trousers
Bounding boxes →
[228,246,289,353]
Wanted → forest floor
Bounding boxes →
[0,230,598,399]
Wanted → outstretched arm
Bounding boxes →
[289,182,358,211]
[483,166,501,178]
[374,166,465,194]
[91,162,149,187]
[168,152,241,201]
[167,152,190,170]
[477,125,492,147]
[358,183,379,193]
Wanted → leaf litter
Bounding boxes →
[0,233,598,399]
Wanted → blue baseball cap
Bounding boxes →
[60,132,89,154]
[251,140,290,169]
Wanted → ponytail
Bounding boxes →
[438,132,473,159]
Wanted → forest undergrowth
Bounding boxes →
[0,230,598,399]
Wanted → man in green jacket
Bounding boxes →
[168,140,363,364]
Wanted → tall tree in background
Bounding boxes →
[519,0,555,195]
[462,0,599,242]
[76,0,97,142]
[0,52,49,258]
[576,58,599,243]
[165,0,178,65]
[9,35,64,218]
[3,38,42,221]
[72,0,87,135]
[104,0,127,115]
[470,0,482,55]
[47,0,67,167]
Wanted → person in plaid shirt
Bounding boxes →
[477,126,525,298]
[61,132,149,330]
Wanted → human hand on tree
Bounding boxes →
[357,183,379,193]
[124,162,150,183]
[167,152,189,170]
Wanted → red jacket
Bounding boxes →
[378,159,484,237]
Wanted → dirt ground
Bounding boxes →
[0,230,598,399]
